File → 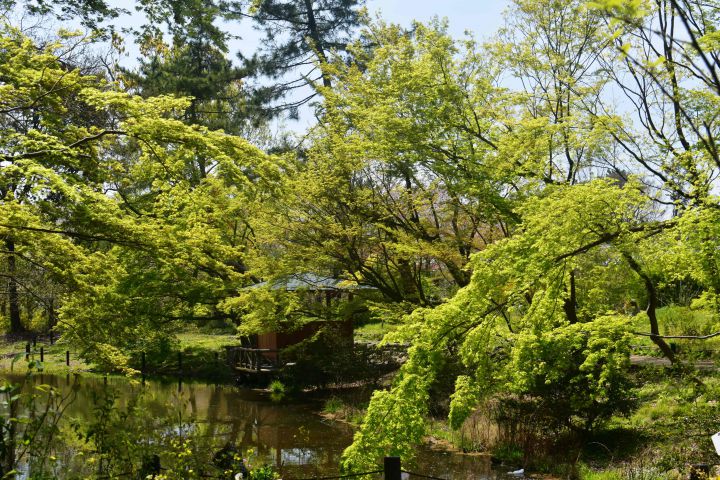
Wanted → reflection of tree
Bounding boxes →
[1,373,353,476]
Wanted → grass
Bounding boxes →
[176,332,238,350]
[578,464,624,480]
[629,306,720,357]
[320,395,368,425]
[323,396,344,414]
[0,338,93,375]
[268,379,286,394]
[426,418,491,453]
[0,331,242,382]
[353,322,398,343]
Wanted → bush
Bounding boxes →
[657,306,715,337]
[323,396,343,414]
[249,465,280,480]
[503,316,636,434]
[280,324,401,388]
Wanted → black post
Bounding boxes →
[49,331,54,345]
[25,343,30,360]
[39,347,44,362]
[178,351,182,375]
[384,456,401,480]
[32,336,37,348]
[66,350,70,366]
[690,464,710,480]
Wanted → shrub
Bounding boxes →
[280,324,401,388]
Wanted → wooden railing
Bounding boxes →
[224,346,286,373]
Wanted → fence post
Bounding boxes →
[690,464,710,480]
[49,331,54,345]
[66,350,70,366]
[40,347,44,362]
[25,343,30,360]
[32,336,37,348]
[384,456,401,480]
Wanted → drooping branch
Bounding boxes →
[0,224,147,248]
[3,130,126,161]
[634,331,720,340]
[554,220,676,263]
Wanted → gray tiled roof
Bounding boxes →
[248,272,375,291]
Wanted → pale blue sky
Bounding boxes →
[104,0,511,130]
[109,0,510,65]
[366,0,508,39]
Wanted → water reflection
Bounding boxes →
[0,373,502,479]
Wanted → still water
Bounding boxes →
[0,372,501,479]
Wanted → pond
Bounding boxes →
[0,372,504,479]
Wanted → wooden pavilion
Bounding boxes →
[227,273,373,374]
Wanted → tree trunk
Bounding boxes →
[397,259,421,304]
[623,252,675,362]
[5,238,24,334]
[47,297,55,330]
[303,0,332,88]
[563,269,578,324]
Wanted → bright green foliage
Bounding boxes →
[494,0,616,186]
[342,344,436,469]
[251,20,514,312]
[340,0,720,467]
[342,180,646,469]
[3,0,720,474]
[500,315,634,428]
[0,24,277,369]
[221,286,306,337]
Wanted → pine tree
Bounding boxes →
[234,0,365,118]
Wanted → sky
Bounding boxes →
[107,0,510,66]
[101,0,511,131]
[365,0,508,40]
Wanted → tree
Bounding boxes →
[233,0,366,118]
[492,0,617,185]
[341,0,720,469]
[123,0,256,134]
[6,0,366,122]
[3,0,121,31]
[341,179,650,469]
[588,0,720,205]
[0,24,276,367]
[245,21,513,318]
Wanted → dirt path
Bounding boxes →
[630,354,717,370]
